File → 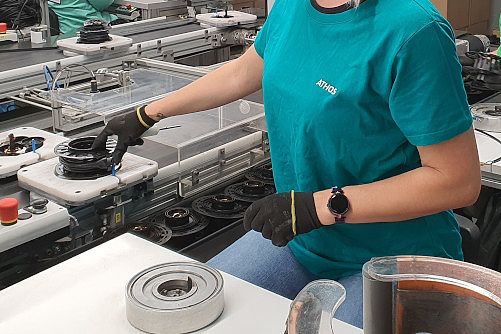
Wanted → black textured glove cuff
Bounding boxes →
[137,105,156,128]
[294,192,323,235]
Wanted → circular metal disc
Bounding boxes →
[126,262,224,334]
[191,195,248,219]
[472,104,501,132]
[225,181,276,202]
[244,164,275,185]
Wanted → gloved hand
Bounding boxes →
[243,192,323,247]
[91,106,156,164]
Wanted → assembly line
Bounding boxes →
[0,1,500,333]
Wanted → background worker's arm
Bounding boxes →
[145,45,264,121]
[87,0,115,11]
[314,127,481,225]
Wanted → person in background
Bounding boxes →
[49,0,118,35]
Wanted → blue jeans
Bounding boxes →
[207,231,363,329]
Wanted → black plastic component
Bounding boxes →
[244,163,274,185]
[18,212,32,220]
[192,194,248,219]
[225,180,276,202]
[77,19,112,44]
[0,135,45,156]
[54,137,117,180]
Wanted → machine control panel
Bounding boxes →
[0,199,70,253]
[112,4,141,20]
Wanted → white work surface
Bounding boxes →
[0,233,362,334]
[476,130,501,176]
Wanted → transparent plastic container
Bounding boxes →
[146,99,266,191]
[286,280,346,334]
[49,69,192,120]
[363,255,501,334]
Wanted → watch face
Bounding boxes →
[329,194,349,215]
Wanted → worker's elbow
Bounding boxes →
[455,176,481,208]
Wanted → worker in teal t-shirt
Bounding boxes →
[93,0,481,328]
[49,0,118,35]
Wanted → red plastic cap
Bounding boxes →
[0,23,7,34]
[0,198,18,225]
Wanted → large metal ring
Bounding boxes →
[125,262,224,334]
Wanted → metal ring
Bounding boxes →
[126,262,224,334]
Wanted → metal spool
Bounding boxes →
[472,104,501,132]
[191,194,248,219]
[126,262,224,334]
[54,137,117,180]
[225,180,276,202]
[245,163,274,185]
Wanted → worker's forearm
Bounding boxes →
[314,166,480,225]
[145,48,262,121]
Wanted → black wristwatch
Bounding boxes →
[327,187,349,224]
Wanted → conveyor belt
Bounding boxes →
[0,21,204,72]
[0,47,63,72]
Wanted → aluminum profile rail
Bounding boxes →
[0,26,219,99]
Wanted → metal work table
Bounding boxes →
[0,233,362,334]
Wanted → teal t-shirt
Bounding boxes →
[254,0,471,280]
[49,0,118,36]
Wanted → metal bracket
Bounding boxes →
[136,44,142,57]
[162,50,174,62]
[157,40,162,53]
[122,60,137,70]
[218,148,226,171]
[211,29,256,48]
[191,169,200,185]
[177,169,200,198]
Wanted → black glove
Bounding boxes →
[243,192,323,247]
[91,106,156,164]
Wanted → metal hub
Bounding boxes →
[192,195,248,219]
[126,262,224,334]
[225,180,276,202]
[245,163,275,185]
[129,222,172,245]
[0,135,45,156]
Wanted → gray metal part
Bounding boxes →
[126,262,224,334]
[472,104,501,132]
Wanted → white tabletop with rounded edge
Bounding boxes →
[0,233,362,334]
